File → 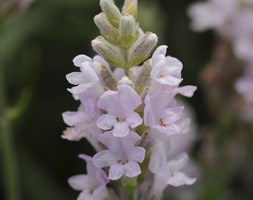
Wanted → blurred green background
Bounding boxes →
[1,0,253,200]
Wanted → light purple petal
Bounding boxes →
[93,150,116,168]
[150,174,168,200]
[152,45,168,65]
[156,75,182,86]
[129,147,145,163]
[144,94,156,127]
[174,86,197,97]
[167,153,189,172]
[92,186,110,200]
[124,161,141,177]
[79,154,96,177]
[97,131,114,147]
[113,122,130,137]
[97,85,141,118]
[77,190,93,200]
[97,90,122,116]
[163,106,184,124]
[164,56,183,73]
[126,112,142,128]
[98,131,141,158]
[113,68,125,81]
[79,92,100,121]
[68,175,95,191]
[67,82,96,96]
[151,55,183,86]
[118,85,142,116]
[78,154,92,162]
[93,55,110,69]
[61,127,83,141]
[73,55,92,67]
[97,114,117,130]
[167,172,196,187]
[149,141,167,173]
[79,154,109,186]
[66,72,88,85]
[155,118,190,136]
[108,163,125,180]
[62,111,86,126]
[152,66,182,85]
[121,131,141,149]
[144,92,174,127]
[80,62,100,82]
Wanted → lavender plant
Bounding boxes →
[188,0,253,121]
[62,0,197,199]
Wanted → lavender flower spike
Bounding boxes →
[63,0,196,199]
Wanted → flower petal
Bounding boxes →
[73,55,92,67]
[80,62,100,82]
[149,141,167,173]
[108,163,125,180]
[155,118,190,136]
[62,111,86,126]
[144,94,157,127]
[126,112,142,128]
[113,122,130,137]
[67,82,95,96]
[93,186,111,200]
[93,150,116,168]
[124,161,141,177]
[97,90,122,116]
[167,172,196,187]
[163,106,184,124]
[61,127,83,141]
[118,85,142,116]
[174,86,197,97]
[97,114,117,130]
[152,45,168,65]
[129,147,146,163]
[77,190,93,200]
[68,175,94,191]
[66,72,88,85]
[167,153,189,172]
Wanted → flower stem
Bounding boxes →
[0,63,21,200]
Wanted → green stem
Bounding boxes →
[128,190,138,200]
[122,47,129,71]
[0,63,21,200]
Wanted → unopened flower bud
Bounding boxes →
[100,0,122,27]
[93,61,117,90]
[119,14,139,48]
[120,14,137,36]
[94,13,120,44]
[92,36,123,68]
[135,59,152,94]
[122,0,138,19]
[129,32,158,66]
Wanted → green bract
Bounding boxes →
[93,0,158,70]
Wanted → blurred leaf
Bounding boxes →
[20,148,72,200]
